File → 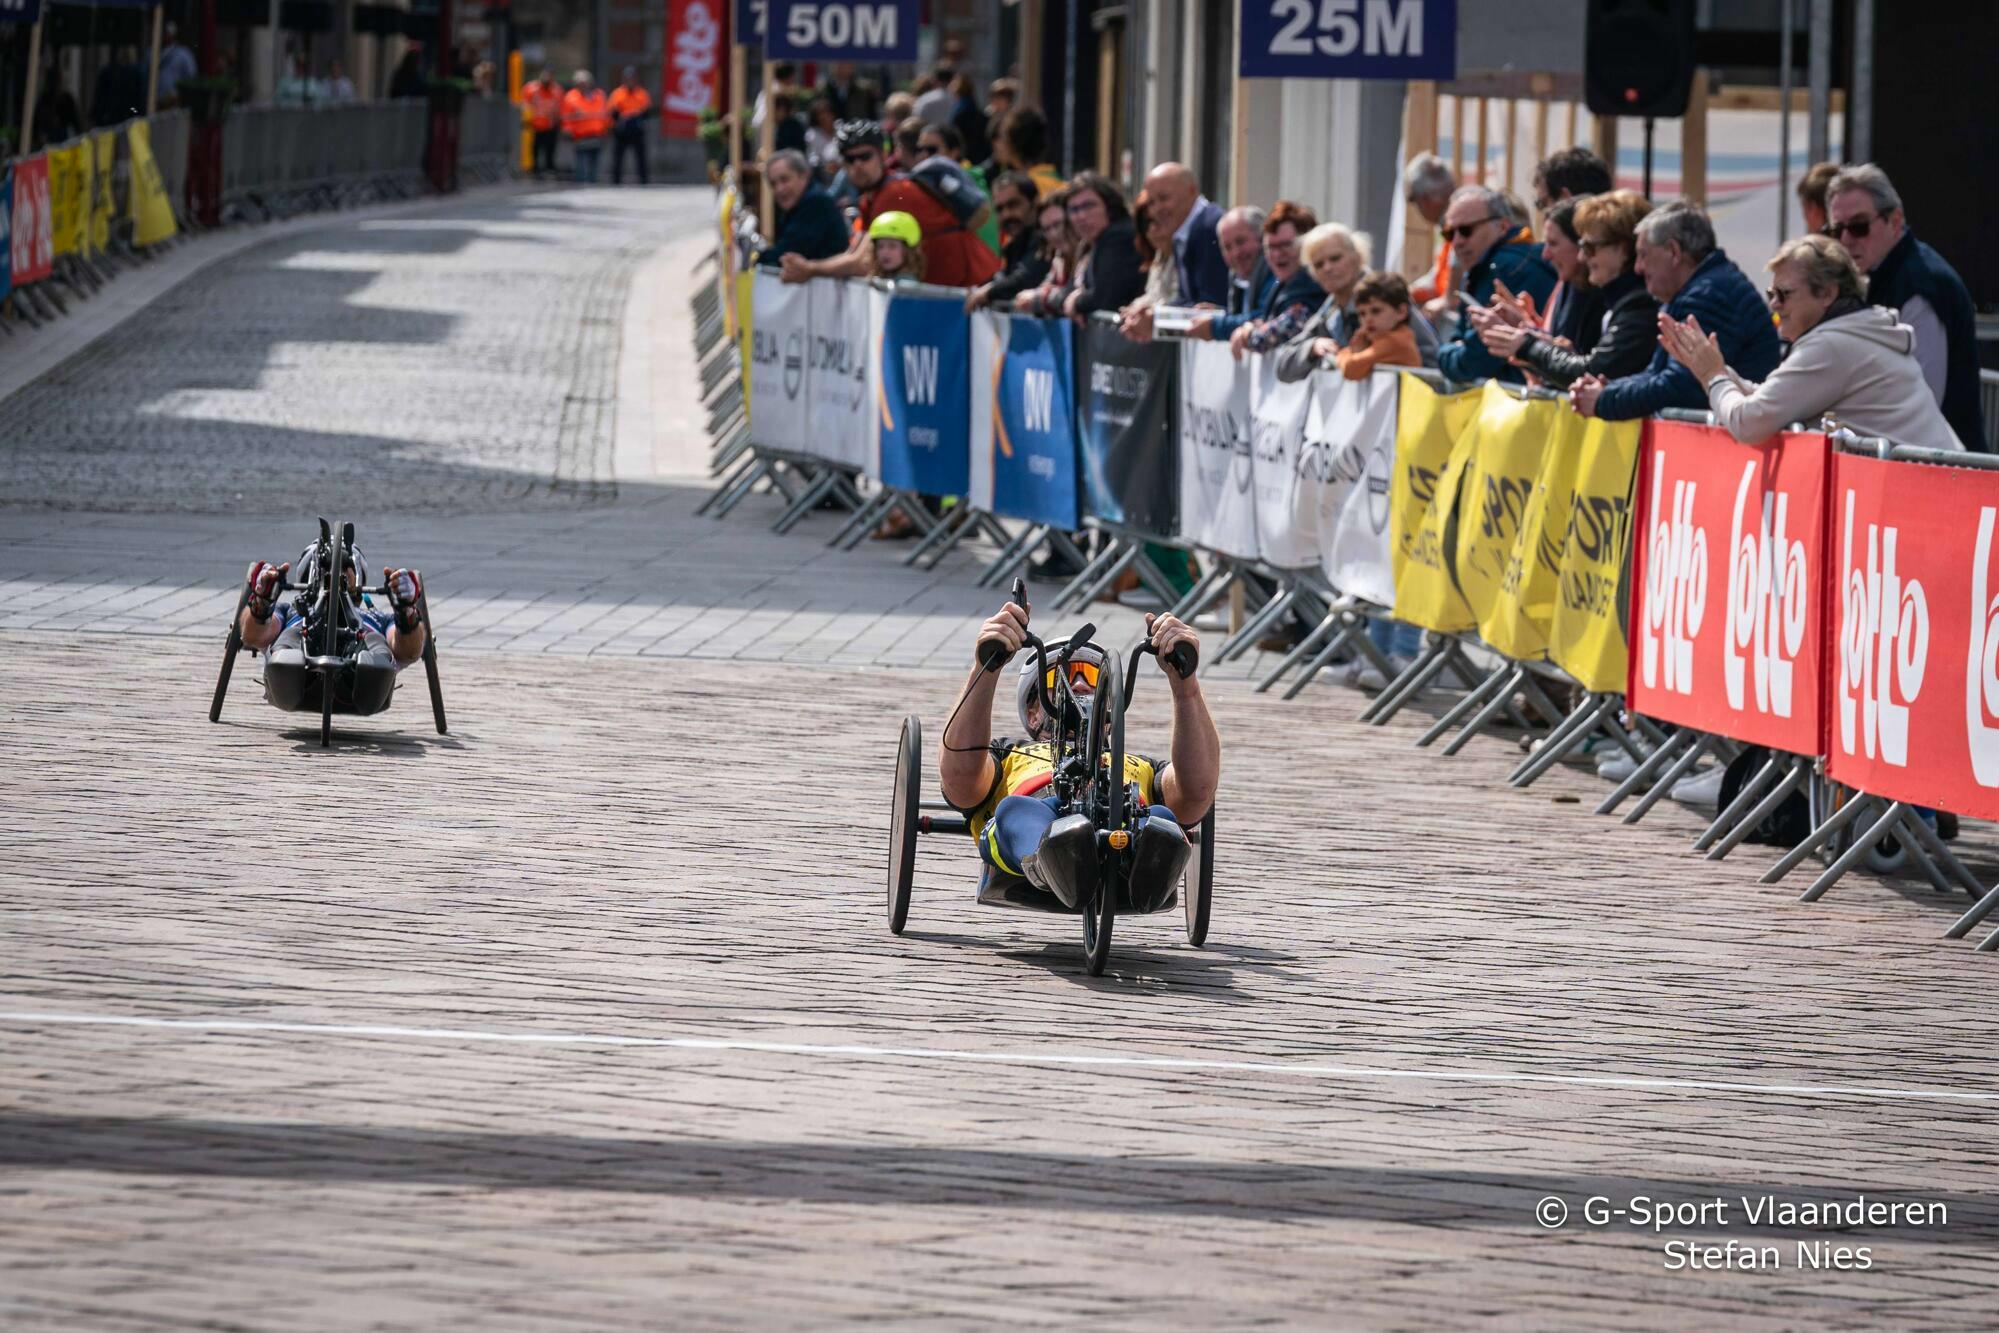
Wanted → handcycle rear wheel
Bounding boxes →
[210,581,251,723]
[1183,807,1215,947]
[418,591,447,734]
[887,714,921,935]
[1080,657,1123,976]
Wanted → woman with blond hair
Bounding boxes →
[1660,233,1962,451]
[1488,188,1659,388]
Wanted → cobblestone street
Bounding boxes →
[6,187,1999,1329]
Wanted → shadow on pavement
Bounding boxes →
[8,1110,1997,1234]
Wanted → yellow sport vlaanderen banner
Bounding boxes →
[126,120,178,248]
[1389,373,1481,632]
[1451,385,1559,652]
[45,144,87,257]
[90,132,117,254]
[1548,415,1642,693]
[734,268,754,421]
[1477,396,1585,661]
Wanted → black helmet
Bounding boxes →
[834,119,885,154]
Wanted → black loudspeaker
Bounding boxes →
[1585,0,1697,118]
[280,0,334,33]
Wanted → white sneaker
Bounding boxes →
[1597,751,1644,783]
[1351,654,1415,693]
[1670,765,1727,808]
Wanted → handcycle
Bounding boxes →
[208,517,447,748]
[886,579,1215,976]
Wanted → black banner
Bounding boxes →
[1076,321,1179,538]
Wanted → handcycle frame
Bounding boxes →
[887,582,1214,976]
[208,517,447,748]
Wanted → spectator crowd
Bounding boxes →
[738,62,1990,782]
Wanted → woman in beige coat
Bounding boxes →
[1659,233,1963,452]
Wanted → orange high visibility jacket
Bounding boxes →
[562,88,612,140]
[608,86,652,124]
[524,80,563,132]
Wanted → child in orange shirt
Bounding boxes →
[1334,272,1423,380]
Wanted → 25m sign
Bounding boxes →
[1239,0,1455,80]
[766,0,917,61]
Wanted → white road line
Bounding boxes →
[3,1009,1996,1105]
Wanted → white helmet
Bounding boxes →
[1016,637,1107,741]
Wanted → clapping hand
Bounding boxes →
[1659,311,1726,384]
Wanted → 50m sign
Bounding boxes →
[1239,0,1455,80]
[766,0,917,61]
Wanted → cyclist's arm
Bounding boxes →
[1157,676,1219,824]
[938,664,999,809]
[940,601,1028,809]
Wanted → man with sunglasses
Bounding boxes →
[940,601,1220,907]
[1826,163,1984,451]
[1433,187,1556,385]
[778,120,1001,290]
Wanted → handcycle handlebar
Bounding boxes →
[976,576,1197,682]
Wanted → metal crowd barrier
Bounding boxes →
[219,98,517,217]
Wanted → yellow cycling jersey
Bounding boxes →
[959,737,1164,837]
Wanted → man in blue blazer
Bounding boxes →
[1571,201,1781,420]
[1140,162,1233,307]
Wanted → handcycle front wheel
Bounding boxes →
[1080,656,1123,976]
[887,714,921,935]
[210,581,251,723]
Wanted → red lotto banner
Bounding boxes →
[1825,453,1999,822]
[662,0,723,136]
[9,154,52,286]
[1627,420,1830,755]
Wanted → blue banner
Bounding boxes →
[735,0,765,43]
[1077,320,1179,536]
[1238,0,1454,81]
[766,0,918,62]
[980,316,1080,528]
[0,0,42,19]
[875,291,970,496]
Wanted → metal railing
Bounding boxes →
[1982,369,1999,454]
[218,97,517,216]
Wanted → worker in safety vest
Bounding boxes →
[608,66,653,187]
[561,69,612,184]
[522,69,563,179]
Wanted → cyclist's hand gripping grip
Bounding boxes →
[978,577,1029,673]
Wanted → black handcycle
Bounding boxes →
[886,580,1215,976]
[208,517,447,748]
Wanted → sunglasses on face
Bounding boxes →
[1765,284,1795,307]
[1444,216,1500,242]
[1578,237,1614,257]
[841,149,877,165]
[1045,660,1100,692]
[1822,211,1885,240]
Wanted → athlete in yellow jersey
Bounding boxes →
[938,596,1221,902]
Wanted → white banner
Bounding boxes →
[1317,369,1401,607]
[1249,354,1319,569]
[968,311,1000,510]
[811,277,875,473]
[748,270,814,454]
[1178,339,1259,560]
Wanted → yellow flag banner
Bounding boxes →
[1388,374,1482,633]
[1547,415,1642,693]
[718,182,739,339]
[46,145,87,258]
[127,120,178,248]
[734,269,755,421]
[1475,395,1583,661]
[90,133,117,254]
